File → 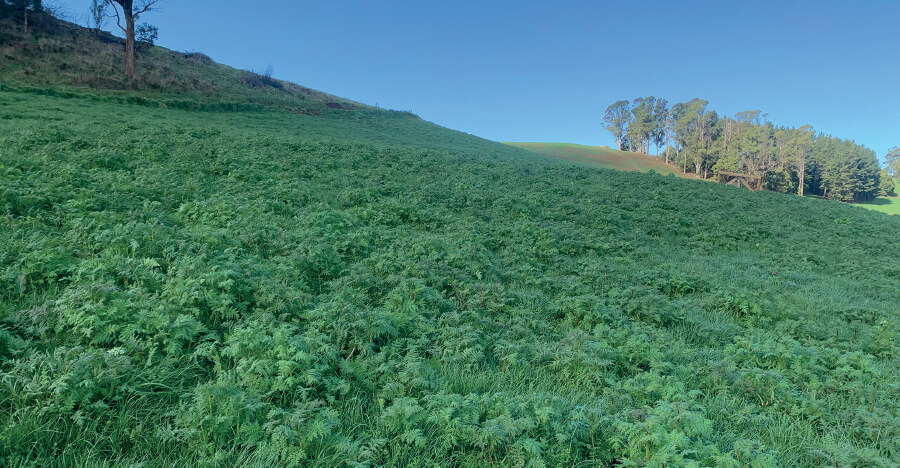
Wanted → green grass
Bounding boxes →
[2,14,900,468]
[858,180,900,215]
[859,196,900,215]
[0,15,362,114]
[505,142,683,176]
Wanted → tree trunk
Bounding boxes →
[665,134,670,165]
[124,6,136,78]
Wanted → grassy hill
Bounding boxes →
[505,142,682,176]
[515,142,900,217]
[0,13,367,114]
[2,14,900,467]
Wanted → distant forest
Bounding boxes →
[603,98,895,202]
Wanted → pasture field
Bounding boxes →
[2,16,900,468]
[505,142,682,175]
[2,89,899,467]
[860,196,900,215]
[859,180,900,215]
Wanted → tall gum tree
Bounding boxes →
[672,99,708,173]
[107,0,158,78]
[651,98,668,156]
[885,147,900,177]
[603,100,631,151]
[628,97,656,154]
[786,124,815,197]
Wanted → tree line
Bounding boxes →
[603,97,895,202]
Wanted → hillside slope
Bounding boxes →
[506,142,682,175]
[1,13,376,115]
[1,14,900,468]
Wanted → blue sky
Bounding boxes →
[54,0,899,159]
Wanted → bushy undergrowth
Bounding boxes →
[0,14,359,114]
[1,91,899,467]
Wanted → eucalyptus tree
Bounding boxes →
[602,97,882,197]
[698,111,722,178]
[627,97,656,154]
[651,98,668,156]
[663,108,677,165]
[784,124,815,196]
[105,0,159,78]
[602,100,631,151]
[672,98,708,173]
[669,102,686,170]
[886,147,900,177]
[89,0,106,32]
[720,110,774,178]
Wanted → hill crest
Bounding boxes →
[505,142,683,175]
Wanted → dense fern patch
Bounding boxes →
[1,91,899,466]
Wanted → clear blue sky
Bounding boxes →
[54,0,899,159]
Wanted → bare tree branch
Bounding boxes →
[106,0,160,78]
[105,0,125,33]
[134,0,159,17]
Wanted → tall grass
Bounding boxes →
[1,89,898,466]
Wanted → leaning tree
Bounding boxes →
[106,0,158,78]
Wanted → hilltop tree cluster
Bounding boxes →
[603,97,890,202]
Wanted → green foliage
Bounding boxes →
[0,15,362,115]
[602,100,631,151]
[1,90,898,467]
[877,170,895,197]
[136,23,158,46]
[1,20,900,466]
[606,97,882,202]
[765,167,795,193]
[885,147,900,178]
